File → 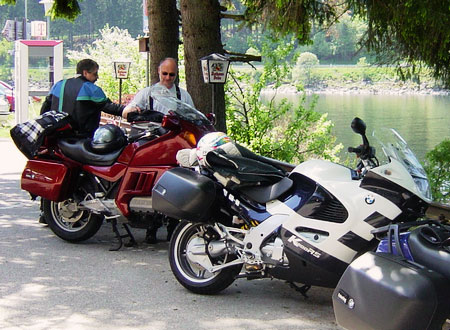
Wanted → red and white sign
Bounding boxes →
[114,62,131,79]
[208,61,227,83]
[31,21,47,38]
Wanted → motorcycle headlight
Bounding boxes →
[413,176,432,200]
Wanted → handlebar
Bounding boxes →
[127,123,169,143]
[348,146,363,154]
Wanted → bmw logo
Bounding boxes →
[365,195,375,205]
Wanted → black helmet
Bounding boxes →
[91,124,127,154]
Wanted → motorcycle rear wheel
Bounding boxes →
[169,220,242,294]
[42,198,103,242]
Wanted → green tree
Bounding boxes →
[292,52,319,86]
[424,139,450,204]
[66,26,148,102]
[242,0,450,86]
[334,14,357,61]
[310,31,334,60]
[226,38,342,163]
[0,39,13,80]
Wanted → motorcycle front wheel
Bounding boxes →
[42,198,103,243]
[169,220,242,294]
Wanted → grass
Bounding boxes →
[0,101,42,139]
[0,114,14,138]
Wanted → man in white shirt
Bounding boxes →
[124,57,194,114]
[125,57,193,243]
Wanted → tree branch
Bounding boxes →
[224,51,262,65]
[220,13,246,21]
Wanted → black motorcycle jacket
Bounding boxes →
[40,76,124,136]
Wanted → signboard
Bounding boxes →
[2,20,15,41]
[114,62,131,79]
[31,21,47,38]
[200,53,230,84]
[201,60,210,83]
[2,19,32,41]
[208,60,228,83]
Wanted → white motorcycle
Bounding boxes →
[152,117,434,296]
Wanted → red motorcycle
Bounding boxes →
[19,87,215,249]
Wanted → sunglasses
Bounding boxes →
[162,72,176,77]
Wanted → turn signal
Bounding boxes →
[182,131,197,146]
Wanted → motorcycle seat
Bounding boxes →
[239,176,293,204]
[58,138,125,166]
[408,226,450,280]
[204,150,293,203]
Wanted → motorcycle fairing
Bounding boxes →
[129,131,194,167]
[116,166,170,216]
[266,169,402,264]
[83,163,127,182]
[271,227,347,287]
[361,166,429,218]
[298,184,348,223]
[337,231,378,252]
[363,211,392,228]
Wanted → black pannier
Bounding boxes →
[332,252,450,330]
[152,167,217,222]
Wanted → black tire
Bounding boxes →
[42,198,103,242]
[169,220,242,294]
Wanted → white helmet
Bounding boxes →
[196,132,240,166]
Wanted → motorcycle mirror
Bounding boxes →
[206,113,216,125]
[351,117,366,135]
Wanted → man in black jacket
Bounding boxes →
[41,59,138,137]
[38,59,138,224]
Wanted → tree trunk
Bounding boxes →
[148,0,179,85]
[180,0,227,132]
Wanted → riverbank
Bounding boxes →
[272,81,450,96]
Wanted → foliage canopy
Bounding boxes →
[2,0,449,85]
[243,0,450,86]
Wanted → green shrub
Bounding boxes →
[424,139,450,204]
[292,52,320,87]
[0,39,13,81]
[226,39,342,164]
[66,25,148,101]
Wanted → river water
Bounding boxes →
[265,92,450,162]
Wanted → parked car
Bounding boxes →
[0,80,14,112]
[0,80,41,112]
[0,91,9,116]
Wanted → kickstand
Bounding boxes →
[110,219,138,251]
[288,282,311,299]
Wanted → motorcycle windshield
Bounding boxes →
[372,128,432,200]
[149,85,210,125]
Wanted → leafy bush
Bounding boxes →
[292,52,319,86]
[225,39,342,164]
[66,25,148,102]
[0,39,13,81]
[424,139,450,204]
